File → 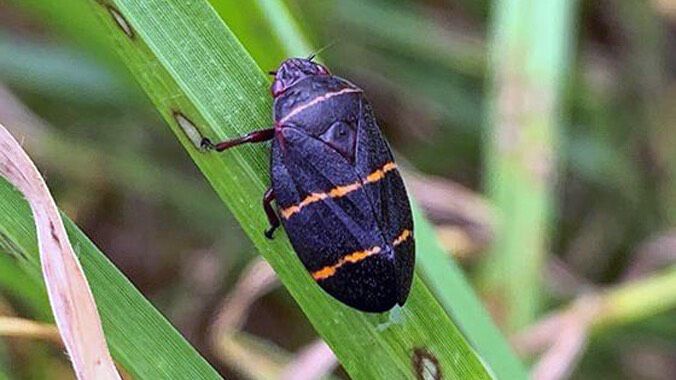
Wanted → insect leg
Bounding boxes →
[262,187,280,239]
[201,128,274,152]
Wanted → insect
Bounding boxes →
[202,57,415,312]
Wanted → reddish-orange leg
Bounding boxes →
[201,128,280,239]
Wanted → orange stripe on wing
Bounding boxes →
[393,229,412,247]
[364,162,397,184]
[280,162,398,219]
[311,229,412,281]
[279,192,327,219]
[312,246,382,281]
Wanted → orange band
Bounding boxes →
[280,162,398,219]
[393,229,412,247]
[311,228,412,281]
[312,246,382,280]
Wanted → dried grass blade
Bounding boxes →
[0,124,120,379]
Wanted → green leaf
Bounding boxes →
[0,253,50,321]
[0,178,221,379]
[86,0,496,378]
[413,206,526,378]
[481,0,578,331]
[211,0,314,70]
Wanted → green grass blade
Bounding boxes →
[254,1,523,375]
[413,206,527,378]
[0,253,51,321]
[481,0,578,331]
[86,0,495,377]
[220,0,524,375]
[252,0,314,58]
[0,178,221,379]
[211,0,313,69]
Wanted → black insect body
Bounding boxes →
[203,58,415,312]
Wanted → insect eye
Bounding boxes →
[319,121,356,162]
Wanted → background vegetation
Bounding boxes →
[0,0,675,379]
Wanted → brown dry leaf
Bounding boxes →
[0,124,120,379]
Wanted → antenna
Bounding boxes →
[306,40,339,61]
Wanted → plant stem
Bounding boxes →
[595,266,676,329]
[482,0,578,331]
